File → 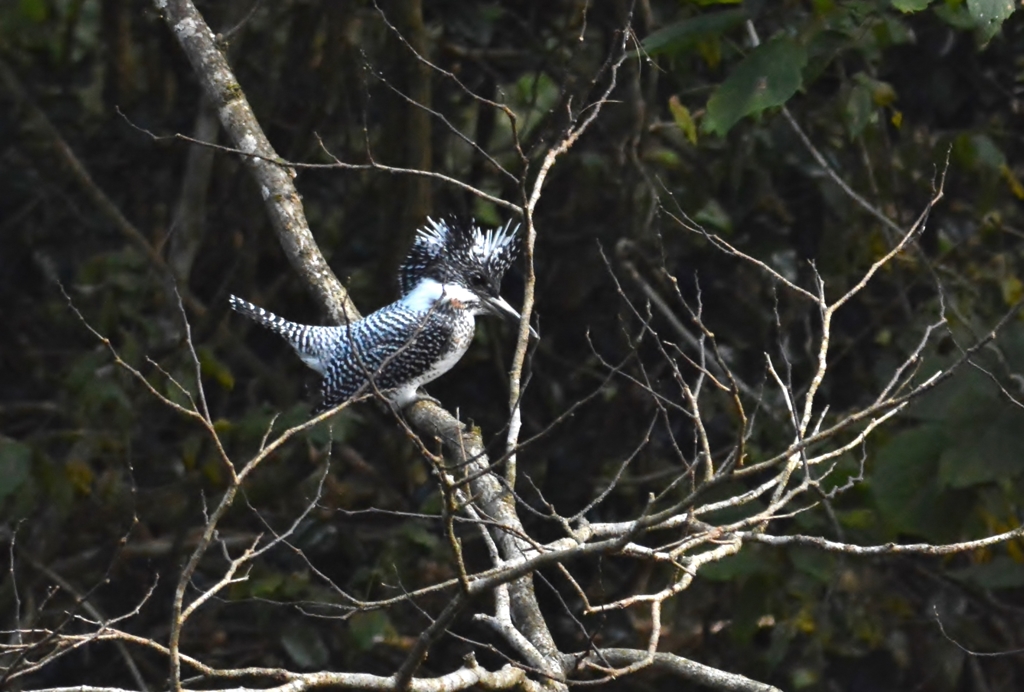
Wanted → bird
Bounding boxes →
[229,217,534,413]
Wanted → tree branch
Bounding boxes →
[153,0,358,324]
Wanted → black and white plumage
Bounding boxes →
[230,217,530,412]
[397,217,520,297]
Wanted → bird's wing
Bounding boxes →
[317,304,455,411]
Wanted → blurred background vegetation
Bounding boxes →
[2,0,1024,689]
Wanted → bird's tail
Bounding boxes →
[229,295,303,342]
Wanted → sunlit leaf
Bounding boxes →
[704,37,807,136]
[668,95,698,144]
[967,0,1016,43]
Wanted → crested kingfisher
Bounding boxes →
[230,217,534,412]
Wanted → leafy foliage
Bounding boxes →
[704,37,808,136]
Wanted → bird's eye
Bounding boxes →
[470,272,488,288]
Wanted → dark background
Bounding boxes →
[3,1,1024,689]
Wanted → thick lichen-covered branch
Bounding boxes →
[153,0,358,324]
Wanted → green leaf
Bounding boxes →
[668,95,698,143]
[934,1,978,30]
[909,366,1000,427]
[939,409,1024,488]
[891,0,933,11]
[704,37,808,136]
[0,439,31,500]
[641,8,747,56]
[967,0,1016,43]
[872,426,968,541]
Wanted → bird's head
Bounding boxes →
[399,217,535,334]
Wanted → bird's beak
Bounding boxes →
[485,296,539,339]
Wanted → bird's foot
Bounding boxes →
[406,389,442,407]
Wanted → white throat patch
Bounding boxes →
[400,279,478,313]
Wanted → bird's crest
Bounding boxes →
[398,217,520,295]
